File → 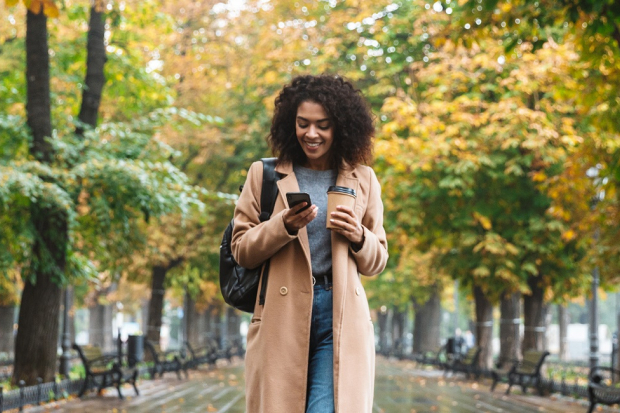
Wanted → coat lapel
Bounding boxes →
[331,164,360,407]
[275,162,312,282]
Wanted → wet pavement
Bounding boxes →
[28,357,619,412]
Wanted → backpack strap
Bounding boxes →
[258,157,279,306]
[259,157,279,222]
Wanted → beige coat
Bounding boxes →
[232,160,388,413]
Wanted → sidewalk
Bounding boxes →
[27,357,620,412]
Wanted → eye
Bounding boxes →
[318,125,331,130]
[297,123,308,128]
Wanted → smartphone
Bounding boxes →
[286,192,312,214]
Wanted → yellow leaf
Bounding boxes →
[94,0,106,13]
[473,212,492,230]
[532,171,547,182]
[6,0,19,7]
[27,0,42,14]
[43,0,59,18]
[561,229,576,241]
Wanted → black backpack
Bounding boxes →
[219,158,280,313]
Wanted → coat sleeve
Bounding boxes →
[350,167,388,276]
[231,161,297,269]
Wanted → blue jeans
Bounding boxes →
[306,284,334,413]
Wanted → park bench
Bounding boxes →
[73,343,139,399]
[587,366,620,413]
[203,337,236,364]
[489,355,515,392]
[144,340,188,379]
[443,346,482,379]
[413,345,447,368]
[223,336,246,361]
[183,341,219,369]
[491,349,550,395]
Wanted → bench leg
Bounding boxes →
[506,375,514,395]
[132,370,140,396]
[175,361,182,380]
[490,373,499,392]
[97,374,107,395]
[114,370,124,400]
[521,376,527,394]
[78,375,90,398]
[116,382,124,400]
[536,377,544,396]
[587,402,596,413]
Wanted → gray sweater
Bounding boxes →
[293,165,337,276]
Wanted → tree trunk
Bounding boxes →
[499,291,521,364]
[89,294,114,352]
[14,271,63,385]
[13,9,66,387]
[185,291,199,346]
[377,309,389,354]
[413,290,441,354]
[141,298,149,336]
[76,5,106,134]
[558,305,569,361]
[391,306,406,355]
[147,265,167,345]
[25,10,52,162]
[213,306,225,348]
[67,286,75,345]
[617,310,620,370]
[523,276,547,352]
[226,307,241,340]
[198,309,208,347]
[0,306,15,355]
[205,304,216,338]
[474,285,494,369]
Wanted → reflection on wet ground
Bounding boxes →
[30,357,618,412]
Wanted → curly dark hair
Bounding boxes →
[268,74,375,169]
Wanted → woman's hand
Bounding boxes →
[329,205,364,247]
[283,202,318,234]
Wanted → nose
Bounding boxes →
[306,125,319,138]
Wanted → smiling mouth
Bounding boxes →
[304,140,322,148]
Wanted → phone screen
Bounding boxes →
[286,192,312,214]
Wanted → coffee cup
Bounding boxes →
[326,186,357,229]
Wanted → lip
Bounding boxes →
[303,139,323,150]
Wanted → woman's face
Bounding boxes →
[295,101,334,170]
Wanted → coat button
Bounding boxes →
[355,287,361,296]
[280,286,288,296]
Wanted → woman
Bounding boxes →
[232,74,388,413]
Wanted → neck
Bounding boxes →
[303,159,331,171]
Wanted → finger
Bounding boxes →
[330,212,358,228]
[284,203,310,223]
[287,206,317,229]
[295,204,318,220]
[329,218,356,232]
[290,202,309,214]
[300,206,318,224]
[331,226,357,242]
[336,205,356,216]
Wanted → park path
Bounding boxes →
[28,357,619,413]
